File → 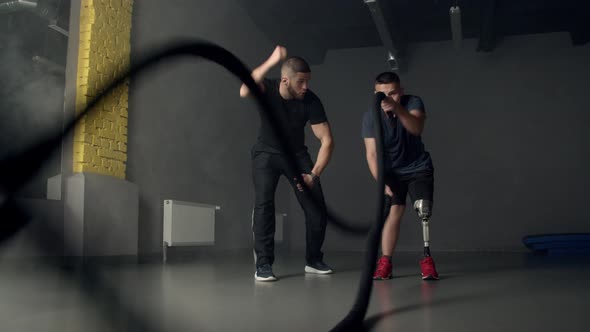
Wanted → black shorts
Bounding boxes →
[385,171,434,206]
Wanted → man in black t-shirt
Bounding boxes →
[362,72,440,281]
[240,46,335,281]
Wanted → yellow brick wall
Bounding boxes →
[73,0,133,179]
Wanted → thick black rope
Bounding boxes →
[330,92,388,332]
[0,40,388,331]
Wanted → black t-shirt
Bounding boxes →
[361,94,434,175]
[252,78,328,154]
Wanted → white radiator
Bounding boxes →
[163,200,220,248]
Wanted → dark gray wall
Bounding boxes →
[289,32,590,252]
[128,0,292,255]
[0,12,67,199]
[0,4,69,259]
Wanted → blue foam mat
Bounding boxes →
[523,233,590,254]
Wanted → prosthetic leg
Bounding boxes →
[413,199,433,257]
[413,199,439,279]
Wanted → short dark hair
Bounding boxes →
[282,56,311,76]
[375,71,400,85]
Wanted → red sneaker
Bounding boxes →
[373,256,392,280]
[420,256,440,280]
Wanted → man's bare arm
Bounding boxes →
[239,46,287,98]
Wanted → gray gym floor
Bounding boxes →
[1,251,587,331]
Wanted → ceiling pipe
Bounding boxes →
[450,1,463,49]
[363,0,404,72]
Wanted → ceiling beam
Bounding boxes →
[569,3,590,46]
